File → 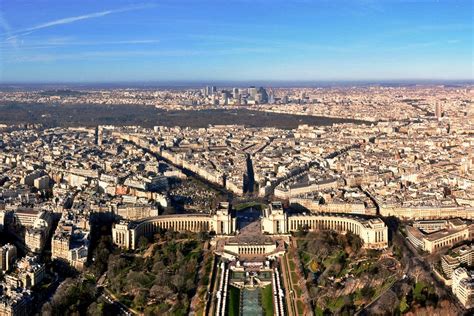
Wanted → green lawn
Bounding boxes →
[413,281,427,302]
[293,285,302,297]
[300,252,311,265]
[228,286,240,316]
[327,296,346,312]
[353,261,373,276]
[297,301,305,315]
[234,202,265,211]
[315,305,324,316]
[261,285,274,316]
[291,271,299,285]
[322,250,346,268]
[289,259,296,271]
[399,295,409,313]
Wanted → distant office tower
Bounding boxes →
[248,86,258,99]
[268,90,275,104]
[221,91,230,105]
[257,87,268,103]
[233,88,239,98]
[435,103,442,120]
[205,86,217,96]
[221,91,229,98]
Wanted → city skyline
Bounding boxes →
[0,0,472,83]
[0,1,473,315]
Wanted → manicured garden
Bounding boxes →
[228,286,240,316]
[233,201,266,211]
[106,230,210,315]
[261,284,274,316]
[295,230,399,314]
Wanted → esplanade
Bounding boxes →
[112,201,388,250]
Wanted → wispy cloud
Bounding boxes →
[384,22,473,38]
[414,23,473,32]
[4,4,153,41]
[5,47,275,63]
[60,39,160,46]
[0,12,17,47]
[0,37,160,50]
[188,34,360,53]
[384,39,463,52]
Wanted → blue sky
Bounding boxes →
[0,0,472,83]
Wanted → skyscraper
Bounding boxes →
[435,103,442,120]
[248,86,257,99]
[233,88,239,99]
[268,89,275,104]
[205,86,217,96]
[257,87,268,103]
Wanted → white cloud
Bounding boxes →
[4,4,153,41]
[25,8,130,32]
[0,12,17,47]
[6,47,274,63]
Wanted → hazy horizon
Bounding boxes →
[1,78,473,89]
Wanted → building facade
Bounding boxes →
[113,201,388,250]
[261,202,288,235]
[113,202,235,249]
[0,287,31,316]
[406,219,471,253]
[285,215,388,249]
[0,244,17,272]
[442,244,474,278]
[452,267,474,309]
[51,213,90,271]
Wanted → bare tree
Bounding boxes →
[412,266,424,283]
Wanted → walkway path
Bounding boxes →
[280,238,314,315]
[280,255,298,316]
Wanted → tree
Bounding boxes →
[47,277,98,316]
[138,236,149,250]
[399,295,409,314]
[360,286,375,300]
[412,266,423,284]
[172,274,186,292]
[198,231,209,241]
[346,231,363,252]
[87,302,103,316]
[89,236,113,277]
[41,302,53,316]
[133,289,148,310]
[374,289,399,314]
[102,234,210,315]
